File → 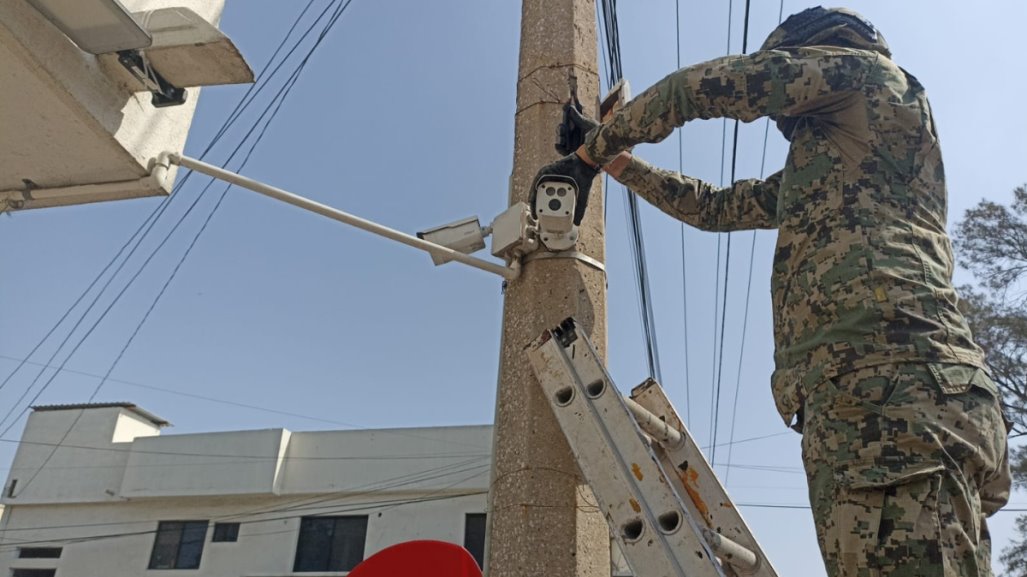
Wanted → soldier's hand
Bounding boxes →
[556,106,600,156]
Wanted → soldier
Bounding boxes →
[537,6,1011,577]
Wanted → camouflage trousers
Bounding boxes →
[800,363,1010,577]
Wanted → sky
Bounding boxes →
[2,1,1026,575]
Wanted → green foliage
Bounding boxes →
[958,287,1027,436]
[955,184,1027,436]
[954,185,1027,576]
[955,185,1027,306]
[1000,514,1027,577]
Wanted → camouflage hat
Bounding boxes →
[760,6,891,57]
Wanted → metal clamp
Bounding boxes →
[521,250,606,273]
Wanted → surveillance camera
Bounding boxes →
[533,176,578,251]
[416,216,486,265]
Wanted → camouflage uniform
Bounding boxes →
[582,34,1010,577]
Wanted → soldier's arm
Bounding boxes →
[583,49,874,165]
[612,154,781,231]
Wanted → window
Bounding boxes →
[148,521,208,570]
[12,570,56,577]
[463,513,486,569]
[18,547,62,558]
[293,516,368,572]
[212,522,240,543]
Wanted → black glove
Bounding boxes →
[556,104,600,156]
[532,153,599,226]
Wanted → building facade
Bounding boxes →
[0,404,491,576]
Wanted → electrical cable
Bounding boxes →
[0,353,379,429]
[709,0,753,467]
[0,457,491,548]
[597,0,663,383]
[723,0,785,486]
[0,485,489,551]
[674,0,692,428]
[0,0,327,427]
[0,435,485,462]
[0,457,492,547]
[2,0,358,493]
[82,0,356,405]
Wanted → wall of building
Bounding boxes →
[0,407,493,575]
[3,406,162,505]
[0,492,487,576]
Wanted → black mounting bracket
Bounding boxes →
[116,49,187,108]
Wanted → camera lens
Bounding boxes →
[548,199,562,211]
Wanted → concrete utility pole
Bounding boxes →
[485,0,609,576]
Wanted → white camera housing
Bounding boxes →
[534,177,578,251]
[416,216,486,265]
[490,202,538,259]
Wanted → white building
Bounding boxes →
[0,404,492,576]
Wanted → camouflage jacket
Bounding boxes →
[584,47,987,426]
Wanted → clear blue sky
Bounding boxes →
[2,1,1025,575]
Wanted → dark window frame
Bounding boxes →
[463,512,487,570]
[12,570,57,577]
[293,515,368,572]
[17,547,62,559]
[211,522,240,543]
[148,520,208,570]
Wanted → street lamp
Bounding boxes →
[23,0,151,54]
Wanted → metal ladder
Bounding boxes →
[525,318,779,577]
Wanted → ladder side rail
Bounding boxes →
[527,328,724,577]
[552,331,764,577]
[631,381,780,577]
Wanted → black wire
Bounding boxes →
[0,356,380,432]
[0,483,489,551]
[0,459,490,545]
[0,205,163,394]
[9,69,308,490]
[723,0,784,486]
[87,0,357,401]
[0,0,325,425]
[710,0,752,467]
[4,0,356,493]
[598,0,662,383]
[0,436,485,461]
[0,423,792,466]
[674,0,693,429]
[708,236,722,446]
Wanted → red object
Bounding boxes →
[348,540,483,577]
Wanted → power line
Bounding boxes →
[674,0,693,428]
[0,457,491,549]
[0,435,486,463]
[724,0,786,486]
[708,0,736,459]
[0,354,368,428]
[0,482,489,551]
[0,0,329,431]
[597,0,663,383]
[88,0,357,404]
[4,0,358,494]
[710,0,753,467]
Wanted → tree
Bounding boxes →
[952,185,1027,576]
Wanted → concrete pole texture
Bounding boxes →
[485,0,610,576]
